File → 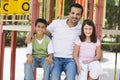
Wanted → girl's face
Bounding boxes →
[35,22,46,35]
[83,24,93,37]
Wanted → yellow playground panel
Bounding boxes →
[0,0,30,14]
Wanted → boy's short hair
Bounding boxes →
[69,3,83,15]
[35,18,48,27]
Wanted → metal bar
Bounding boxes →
[34,68,37,80]
[60,0,63,17]
[10,31,17,80]
[0,25,6,80]
[55,0,59,19]
[0,31,6,80]
[2,25,31,31]
[102,42,120,80]
[102,29,120,35]
[10,15,17,80]
[89,0,94,20]
[95,0,104,39]
[102,43,120,45]
[0,20,29,22]
[49,0,54,23]
[0,15,6,80]
[62,0,65,19]
[114,50,117,80]
[114,35,119,80]
[31,1,40,79]
[31,0,40,31]
[0,14,29,15]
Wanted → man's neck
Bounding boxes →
[67,19,78,28]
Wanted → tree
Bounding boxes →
[105,0,119,29]
[64,0,75,16]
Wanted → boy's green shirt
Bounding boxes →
[32,35,51,58]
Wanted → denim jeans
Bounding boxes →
[24,57,53,80]
[50,57,76,80]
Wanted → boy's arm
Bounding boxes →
[46,41,54,64]
[26,43,32,55]
[26,43,33,64]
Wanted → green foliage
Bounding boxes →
[64,0,75,16]
[5,31,27,47]
[105,0,119,29]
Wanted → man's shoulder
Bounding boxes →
[44,35,51,40]
[75,22,82,30]
[78,22,82,26]
[52,19,66,23]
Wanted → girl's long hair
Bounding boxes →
[80,19,97,43]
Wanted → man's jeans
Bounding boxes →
[24,57,53,80]
[50,57,76,80]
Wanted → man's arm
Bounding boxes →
[25,30,51,44]
[46,40,54,64]
[25,31,34,44]
[45,29,52,36]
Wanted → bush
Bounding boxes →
[5,31,28,47]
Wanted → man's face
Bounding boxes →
[68,7,82,24]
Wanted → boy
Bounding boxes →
[24,18,53,80]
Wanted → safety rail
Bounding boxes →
[102,42,120,80]
[2,25,31,31]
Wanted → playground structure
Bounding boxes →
[0,0,105,80]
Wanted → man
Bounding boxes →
[46,3,83,80]
[26,3,83,80]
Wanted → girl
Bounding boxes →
[73,19,102,80]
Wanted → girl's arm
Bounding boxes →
[83,45,102,64]
[73,44,80,65]
[93,39,102,61]
[93,45,102,61]
[73,44,82,74]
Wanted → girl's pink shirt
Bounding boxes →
[74,37,100,61]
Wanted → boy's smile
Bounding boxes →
[35,23,46,35]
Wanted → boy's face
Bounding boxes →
[35,22,46,35]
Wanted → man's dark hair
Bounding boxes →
[35,18,48,27]
[69,3,83,15]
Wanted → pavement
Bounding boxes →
[3,47,120,80]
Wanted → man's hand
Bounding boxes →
[26,54,33,64]
[25,31,34,44]
[46,55,53,64]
